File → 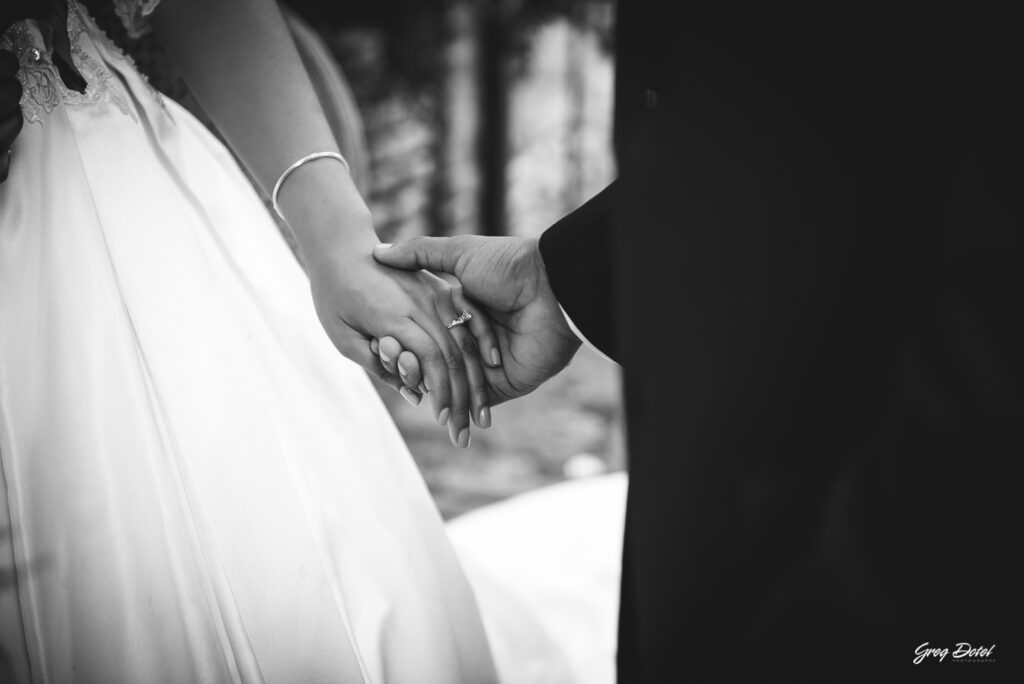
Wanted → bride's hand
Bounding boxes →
[306,251,498,448]
[371,273,501,440]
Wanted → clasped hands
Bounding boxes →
[309,234,580,448]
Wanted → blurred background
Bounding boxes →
[90,0,624,521]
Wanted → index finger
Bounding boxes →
[373,236,474,275]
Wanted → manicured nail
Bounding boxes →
[370,338,379,354]
[490,348,500,367]
[397,361,408,377]
[379,350,390,364]
[478,406,491,428]
[437,407,450,426]
[399,387,421,406]
[377,243,393,249]
[419,382,427,393]
[457,428,470,448]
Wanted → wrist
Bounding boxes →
[526,237,559,306]
[526,237,581,349]
[276,159,379,269]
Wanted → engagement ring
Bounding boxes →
[447,309,473,329]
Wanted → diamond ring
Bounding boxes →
[446,309,473,330]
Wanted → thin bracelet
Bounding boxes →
[271,151,350,220]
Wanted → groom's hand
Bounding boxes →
[373,236,581,405]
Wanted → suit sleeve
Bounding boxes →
[538,181,618,362]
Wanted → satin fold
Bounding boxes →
[0,6,497,683]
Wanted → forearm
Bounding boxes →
[151,0,375,268]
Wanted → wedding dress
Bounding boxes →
[0,2,498,682]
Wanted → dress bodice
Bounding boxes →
[0,0,163,124]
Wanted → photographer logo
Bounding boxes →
[913,642,996,665]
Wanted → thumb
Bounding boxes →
[373,236,466,275]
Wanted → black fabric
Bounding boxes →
[540,4,1023,681]
[538,181,617,359]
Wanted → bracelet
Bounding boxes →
[271,151,350,220]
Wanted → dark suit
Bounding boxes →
[540,4,1022,681]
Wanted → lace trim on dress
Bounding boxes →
[83,4,165,105]
[0,1,157,125]
[113,0,163,39]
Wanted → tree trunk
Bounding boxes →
[477,0,510,236]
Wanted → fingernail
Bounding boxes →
[419,382,428,393]
[490,348,500,366]
[399,387,421,406]
[457,428,470,448]
[379,351,390,364]
[479,406,491,429]
[397,361,408,377]
[377,243,393,249]
[437,407,449,426]
[370,338,379,354]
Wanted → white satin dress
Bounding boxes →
[0,2,498,682]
